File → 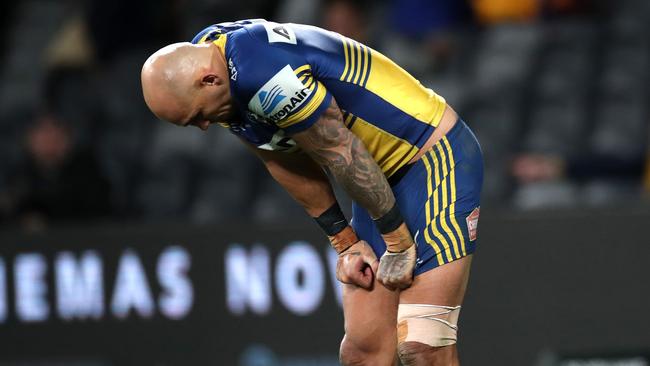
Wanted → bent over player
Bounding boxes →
[141,19,483,366]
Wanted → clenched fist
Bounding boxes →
[336,240,379,290]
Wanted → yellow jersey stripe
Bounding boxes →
[348,115,358,129]
[443,137,467,257]
[306,77,318,91]
[358,45,369,86]
[276,81,327,128]
[343,113,353,126]
[298,74,312,83]
[427,151,453,262]
[360,45,372,87]
[421,154,444,266]
[346,41,357,83]
[294,64,311,75]
[348,117,418,176]
[211,35,227,56]
[208,32,228,57]
[305,77,315,89]
[340,38,350,81]
[352,43,363,85]
[435,144,461,259]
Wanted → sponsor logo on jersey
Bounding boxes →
[248,65,312,122]
[466,207,480,241]
[267,88,310,122]
[262,22,297,45]
[257,130,298,152]
[228,58,238,81]
[259,86,286,114]
[245,111,270,125]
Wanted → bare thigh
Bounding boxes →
[342,275,400,361]
[400,255,472,306]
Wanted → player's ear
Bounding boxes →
[200,74,221,86]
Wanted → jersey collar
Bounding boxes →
[211,34,227,59]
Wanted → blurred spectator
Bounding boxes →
[389,0,471,39]
[5,112,111,229]
[471,0,595,24]
[381,0,472,75]
[275,0,321,25]
[322,0,369,43]
[471,0,540,24]
[512,152,648,184]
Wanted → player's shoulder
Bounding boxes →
[192,19,301,47]
[191,19,264,44]
[220,23,310,109]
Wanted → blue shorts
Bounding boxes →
[351,119,484,276]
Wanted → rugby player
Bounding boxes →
[141,19,483,366]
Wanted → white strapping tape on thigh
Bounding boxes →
[397,304,461,347]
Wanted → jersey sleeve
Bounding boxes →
[230,23,332,135]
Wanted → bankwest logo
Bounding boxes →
[249,65,312,122]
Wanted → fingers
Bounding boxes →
[377,269,412,290]
[350,267,373,289]
[336,239,418,291]
[370,257,379,275]
[354,240,378,267]
[336,243,378,290]
[350,256,373,289]
[376,245,417,290]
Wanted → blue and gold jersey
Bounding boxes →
[192,19,447,177]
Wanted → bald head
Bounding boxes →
[141,42,228,125]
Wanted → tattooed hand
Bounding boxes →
[336,240,379,290]
[377,244,416,290]
[377,223,417,290]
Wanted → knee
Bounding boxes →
[397,341,455,366]
[339,337,366,366]
[340,335,393,366]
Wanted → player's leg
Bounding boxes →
[393,120,483,366]
[396,255,472,366]
[340,201,400,365]
[339,278,399,365]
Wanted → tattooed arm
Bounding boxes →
[247,144,378,289]
[291,99,394,219]
[292,99,416,290]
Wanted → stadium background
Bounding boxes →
[0,0,649,365]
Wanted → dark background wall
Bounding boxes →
[1,207,648,366]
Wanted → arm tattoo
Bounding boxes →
[293,100,395,219]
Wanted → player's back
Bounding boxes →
[193,20,448,177]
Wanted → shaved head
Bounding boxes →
[141,42,232,127]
